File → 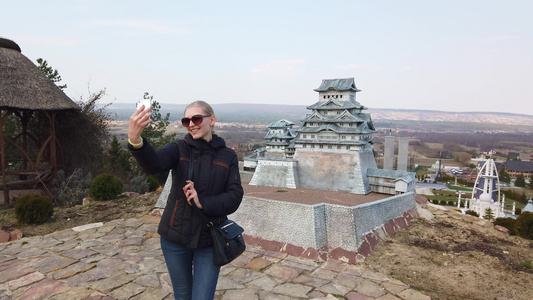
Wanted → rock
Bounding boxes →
[150,208,164,217]
[416,204,434,221]
[494,225,509,234]
[464,214,479,222]
[9,229,23,241]
[0,230,9,243]
[122,192,140,198]
[82,197,92,206]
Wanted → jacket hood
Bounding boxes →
[184,133,226,150]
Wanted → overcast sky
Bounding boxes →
[2,1,532,115]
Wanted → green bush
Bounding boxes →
[432,199,439,204]
[145,175,160,192]
[14,194,54,224]
[447,200,455,206]
[89,173,123,200]
[515,208,522,216]
[515,212,533,240]
[494,218,517,235]
[439,200,448,205]
[465,210,479,217]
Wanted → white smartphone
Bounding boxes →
[136,99,151,111]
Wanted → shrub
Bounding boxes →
[124,173,149,194]
[89,173,123,200]
[439,200,448,205]
[145,175,160,192]
[515,208,522,216]
[494,218,517,235]
[465,210,479,217]
[447,200,455,206]
[515,212,533,240]
[432,199,439,204]
[53,169,93,207]
[14,194,54,224]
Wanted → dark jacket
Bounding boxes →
[129,133,243,248]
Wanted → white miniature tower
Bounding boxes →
[469,159,504,219]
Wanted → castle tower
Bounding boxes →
[397,137,409,171]
[293,78,377,194]
[264,119,297,158]
[384,136,395,170]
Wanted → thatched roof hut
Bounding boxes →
[0,38,79,110]
[0,37,80,204]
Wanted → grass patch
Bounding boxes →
[520,261,532,269]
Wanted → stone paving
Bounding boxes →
[0,216,431,300]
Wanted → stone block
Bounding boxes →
[284,243,305,258]
[243,234,262,246]
[329,247,357,264]
[261,240,284,252]
[301,248,319,260]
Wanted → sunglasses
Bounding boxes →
[181,114,212,127]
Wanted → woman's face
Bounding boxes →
[183,105,215,141]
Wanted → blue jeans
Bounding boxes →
[160,237,221,300]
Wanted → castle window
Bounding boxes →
[337,111,341,115]
[337,145,341,149]
[340,95,342,98]
[303,134,307,138]
[346,146,351,150]
[328,145,332,149]
[323,95,326,99]
[341,135,346,139]
[303,144,307,148]
[311,135,315,138]
[311,145,315,148]
[319,144,323,149]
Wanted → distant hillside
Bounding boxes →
[107,103,533,130]
[107,102,309,125]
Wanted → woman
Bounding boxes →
[128,100,243,300]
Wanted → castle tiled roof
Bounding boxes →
[297,123,375,134]
[313,78,361,92]
[306,99,365,110]
[367,169,416,183]
[268,119,295,128]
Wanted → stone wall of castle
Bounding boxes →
[293,149,377,194]
[249,159,299,189]
[232,191,417,262]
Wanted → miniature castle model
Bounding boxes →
[467,158,508,218]
[248,78,415,195]
[264,119,297,158]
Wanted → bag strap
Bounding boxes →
[188,147,213,227]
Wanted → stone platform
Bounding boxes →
[0,216,430,299]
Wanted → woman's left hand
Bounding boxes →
[183,180,203,209]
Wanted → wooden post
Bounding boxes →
[0,112,8,205]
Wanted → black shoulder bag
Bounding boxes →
[189,148,246,266]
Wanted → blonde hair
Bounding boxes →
[185,100,215,134]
